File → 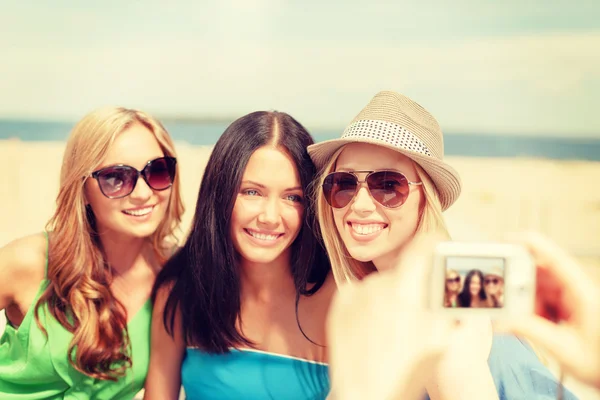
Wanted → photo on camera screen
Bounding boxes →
[443,256,505,308]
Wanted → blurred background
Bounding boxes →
[0,1,599,398]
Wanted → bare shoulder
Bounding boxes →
[152,279,178,315]
[151,278,185,344]
[0,233,48,305]
[0,233,47,281]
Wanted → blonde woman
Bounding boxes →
[0,107,184,399]
[309,91,577,399]
[483,267,504,308]
[444,269,461,308]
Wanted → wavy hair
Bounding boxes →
[314,146,450,285]
[36,107,184,380]
[444,268,460,307]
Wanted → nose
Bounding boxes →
[350,185,376,214]
[129,175,153,202]
[257,197,281,227]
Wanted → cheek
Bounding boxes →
[85,184,117,219]
[332,209,346,233]
[157,187,172,204]
[230,200,245,229]
[283,206,304,234]
[387,206,419,237]
[403,191,424,231]
[89,200,123,229]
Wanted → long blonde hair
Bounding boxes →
[36,107,184,380]
[444,268,460,307]
[314,146,450,285]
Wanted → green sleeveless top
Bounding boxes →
[0,233,152,399]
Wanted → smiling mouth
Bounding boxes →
[348,222,388,235]
[123,206,154,217]
[244,229,283,242]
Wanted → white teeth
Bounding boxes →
[248,230,279,241]
[351,223,385,235]
[123,206,153,216]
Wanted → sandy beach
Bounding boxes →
[1,139,599,398]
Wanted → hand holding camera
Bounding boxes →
[497,233,600,389]
[327,232,600,400]
[327,235,498,400]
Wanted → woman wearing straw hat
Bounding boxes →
[484,266,505,308]
[309,91,576,399]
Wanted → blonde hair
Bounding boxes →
[314,146,450,285]
[444,268,460,307]
[445,268,459,280]
[36,107,184,380]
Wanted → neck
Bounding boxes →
[239,250,296,304]
[371,231,423,272]
[372,247,403,273]
[98,234,149,276]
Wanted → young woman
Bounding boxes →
[444,269,461,308]
[0,107,184,398]
[145,111,334,400]
[309,91,577,399]
[457,269,487,308]
[483,267,504,308]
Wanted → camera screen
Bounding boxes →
[444,256,505,308]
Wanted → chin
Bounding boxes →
[346,247,376,263]
[238,248,285,265]
[126,224,161,239]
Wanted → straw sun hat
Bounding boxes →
[484,266,505,280]
[307,91,461,210]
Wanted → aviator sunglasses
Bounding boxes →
[90,156,177,199]
[484,278,502,285]
[322,170,422,209]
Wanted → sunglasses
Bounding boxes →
[90,156,177,199]
[484,278,502,285]
[446,277,460,284]
[322,170,422,209]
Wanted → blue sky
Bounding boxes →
[1,1,599,136]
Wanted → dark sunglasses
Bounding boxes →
[322,170,422,209]
[446,277,460,284]
[484,278,502,285]
[90,156,177,199]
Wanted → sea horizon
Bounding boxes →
[1,118,599,161]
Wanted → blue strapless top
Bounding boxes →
[182,335,577,400]
[181,348,330,400]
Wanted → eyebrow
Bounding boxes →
[95,156,164,171]
[336,167,406,173]
[241,180,302,192]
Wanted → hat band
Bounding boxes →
[341,119,432,157]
